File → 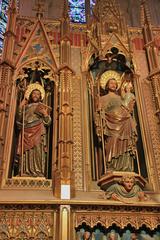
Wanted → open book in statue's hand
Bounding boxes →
[35,102,52,116]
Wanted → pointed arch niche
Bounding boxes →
[5,58,59,189]
[0,15,60,189]
[87,46,149,189]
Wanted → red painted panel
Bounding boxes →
[132,38,144,50]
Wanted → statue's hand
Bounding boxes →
[111,193,120,201]
[38,107,48,117]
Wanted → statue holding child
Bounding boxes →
[96,70,137,173]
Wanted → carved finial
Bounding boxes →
[10,0,17,10]
[33,0,46,19]
[61,0,70,38]
[140,0,151,26]
[5,0,17,32]
[62,0,70,19]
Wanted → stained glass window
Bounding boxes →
[69,0,96,23]
[69,0,86,23]
[0,0,9,54]
[90,0,96,14]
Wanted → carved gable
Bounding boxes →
[14,20,58,71]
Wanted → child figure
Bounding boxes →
[121,82,135,112]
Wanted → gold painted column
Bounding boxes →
[81,71,93,191]
[140,0,160,189]
[59,205,71,240]
[0,0,17,186]
[141,1,160,117]
[54,0,74,198]
[55,67,74,199]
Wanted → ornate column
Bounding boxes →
[54,0,74,198]
[141,0,160,118]
[59,205,71,240]
[0,0,17,186]
[140,0,160,189]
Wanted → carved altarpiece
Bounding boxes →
[0,0,159,239]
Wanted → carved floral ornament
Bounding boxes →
[75,212,160,230]
[15,60,57,86]
[0,210,54,239]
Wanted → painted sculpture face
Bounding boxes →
[83,231,91,239]
[108,231,117,240]
[30,89,41,103]
[131,233,138,240]
[107,78,118,92]
[124,82,133,93]
[123,177,135,192]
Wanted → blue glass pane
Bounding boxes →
[0,0,9,53]
[0,39,3,48]
[90,0,96,5]
[69,0,86,23]
[69,7,86,23]
[69,0,85,8]
[90,0,96,15]
[0,1,2,12]
[0,19,7,34]
[0,1,8,22]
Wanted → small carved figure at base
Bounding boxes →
[104,176,148,203]
[107,230,121,240]
[83,231,91,240]
[131,233,138,240]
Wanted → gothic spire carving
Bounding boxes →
[93,0,126,35]
[140,0,157,71]
[0,1,18,186]
[33,0,46,19]
[10,0,17,10]
[61,0,70,39]
[62,0,70,20]
[60,0,72,66]
[140,1,160,123]
[1,0,17,65]
[6,0,17,32]
[140,0,151,27]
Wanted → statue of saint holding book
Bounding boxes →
[16,83,51,178]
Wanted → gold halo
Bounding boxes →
[25,83,45,100]
[100,70,121,89]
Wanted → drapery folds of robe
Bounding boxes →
[96,92,137,172]
[16,102,51,177]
